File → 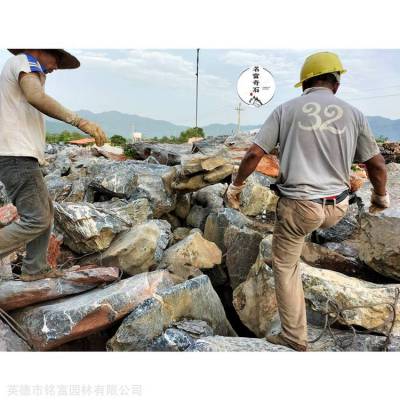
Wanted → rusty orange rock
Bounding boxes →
[47,234,62,269]
[350,174,365,193]
[255,155,280,177]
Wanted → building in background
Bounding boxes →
[132,132,143,142]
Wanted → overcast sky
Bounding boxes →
[1,49,400,127]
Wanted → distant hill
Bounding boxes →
[46,110,400,141]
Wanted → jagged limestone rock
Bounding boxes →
[54,199,151,254]
[160,231,222,271]
[186,205,211,230]
[107,275,236,351]
[192,183,226,210]
[96,220,172,276]
[240,172,278,216]
[86,160,176,217]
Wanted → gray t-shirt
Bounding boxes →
[253,87,380,199]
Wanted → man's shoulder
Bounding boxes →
[332,95,363,112]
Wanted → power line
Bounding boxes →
[345,92,400,101]
[356,84,400,92]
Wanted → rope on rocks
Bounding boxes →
[308,287,400,351]
[0,306,33,350]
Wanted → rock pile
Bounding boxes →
[0,136,399,352]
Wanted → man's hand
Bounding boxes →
[0,204,18,227]
[77,119,107,146]
[370,189,390,208]
[225,183,246,209]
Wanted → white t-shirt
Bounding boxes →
[0,54,46,163]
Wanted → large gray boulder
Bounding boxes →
[357,163,400,280]
[107,275,236,351]
[233,235,400,338]
[12,270,176,351]
[224,225,264,289]
[86,160,177,217]
[54,198,151,254]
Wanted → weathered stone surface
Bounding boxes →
[240,172,278,216]
[307,325,400,352]
[300,242,383,282]
[107,275,236,351]
[86,160,176,217]
[172,150,233,192]
[0,255,14,280]
[186,336,291,352]
[186,205,211,230]
[322,241,359,258]
[54,199,151,254]
[192,183,226,210]
[180,150,230,175]
[45,173,73,202]
[161,213,180,231]
[357,163,400,280]
[96,220,172,276]
[0,266,120,311]
[160,231,222,271]
[125,142,192,165]
[204,208,253,254]
[224,225,264,289]
[13,270,176,351]
[233,238,400,338]
[203,164,234,183]
[172,227,191,243]
[174,193,191,219]
[147,319,214,351]
[0,320,31,351]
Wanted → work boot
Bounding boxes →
[20,268,64,282]
[266,333,307,352]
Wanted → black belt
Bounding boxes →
[269,184,349,205]
[309,190,349,205]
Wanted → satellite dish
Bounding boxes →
[237,65,276,107]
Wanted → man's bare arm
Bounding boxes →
[18,72,107,146]
[233,144,266,186]
[364,153,387,196]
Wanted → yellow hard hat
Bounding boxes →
[294,51,347,88]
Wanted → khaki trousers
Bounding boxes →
[271,196,349,347]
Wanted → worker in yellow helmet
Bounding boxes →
[225,51,389,351]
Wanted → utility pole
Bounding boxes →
[235,103,243,134]
[195,48,200,128]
